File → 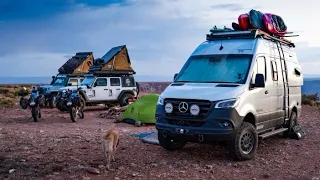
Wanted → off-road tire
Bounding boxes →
[227,122,258,161]
[69,107,77,123]
[31,106,39,122]
[80,96,86,112]
[136,82,140,97]
[158,131,186,151]
[56,101,66,112]
[283,111,298,138]
[78,110,84,119]
[19,97,28,110]
[48,95,56,108]
[119,93,134,107]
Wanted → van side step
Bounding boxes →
[258,128,288,139]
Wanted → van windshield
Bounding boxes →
[175,54,253,84]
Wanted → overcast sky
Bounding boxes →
[0,0,319,79]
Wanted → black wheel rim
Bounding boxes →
[240,131,254,155]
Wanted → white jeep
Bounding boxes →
[56,72,139,111]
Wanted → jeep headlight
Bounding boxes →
[157,96,164,105]
[215,98,240,109]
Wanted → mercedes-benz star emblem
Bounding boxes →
[178,102,188,113]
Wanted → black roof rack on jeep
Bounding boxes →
[66,73,87,77]
[90,70,136,77]
[206,29,296,48]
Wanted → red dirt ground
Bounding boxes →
[0,105,319,180]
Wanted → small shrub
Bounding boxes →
[302,99,311,106]
[0,88,9,94]
[310,100,317,106]
[0,98,14,107]
[14,89,29,97]
[6,93,16,99]
[302,93,320,106]
[302,93,319,101]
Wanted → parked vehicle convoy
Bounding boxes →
[56,45,139,111]
[155,29,303,161]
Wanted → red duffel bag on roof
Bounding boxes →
[238,13,254,30]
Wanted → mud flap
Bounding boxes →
[291,124,306,140]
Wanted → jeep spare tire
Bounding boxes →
[119,93,134,107]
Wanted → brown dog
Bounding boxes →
[102,124,119,170]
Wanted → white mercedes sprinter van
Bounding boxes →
[155,29,303,160]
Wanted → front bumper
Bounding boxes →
[155,105,243,142]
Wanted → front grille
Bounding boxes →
[164,98,213,119]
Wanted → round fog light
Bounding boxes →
[165,103,173,113]
[190,104,200,115]
[223,122,229,127]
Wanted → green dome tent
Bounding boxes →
[121,93,159,124]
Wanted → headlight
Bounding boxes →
[164,103,173,113]
[190,104,200,115]
[157,96,164,105]
[215,98,240,109]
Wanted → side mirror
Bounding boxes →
[86,84,91,89]
[52,76,55,80]
[67,83,72,86]
[254,73,265,88]
[173,73,178,81]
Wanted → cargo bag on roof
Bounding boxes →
[58,52,94,74]
[238,13,253,30]
[249,9,267,31]
[263,13,287,36]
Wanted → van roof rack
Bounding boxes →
[206,29,296,48]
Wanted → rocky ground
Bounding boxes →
[0,105,320,180]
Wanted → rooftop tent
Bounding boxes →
[58,52,94,74]
[89,45,135,73]
[120,94,159,124]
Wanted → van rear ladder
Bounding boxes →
[276,42,290,121]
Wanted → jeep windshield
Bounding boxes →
[175,54,253,84]
[80,77,95,86]
[51,77,67,86]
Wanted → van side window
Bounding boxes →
[271,61,278,81]
[251,56,266,84]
